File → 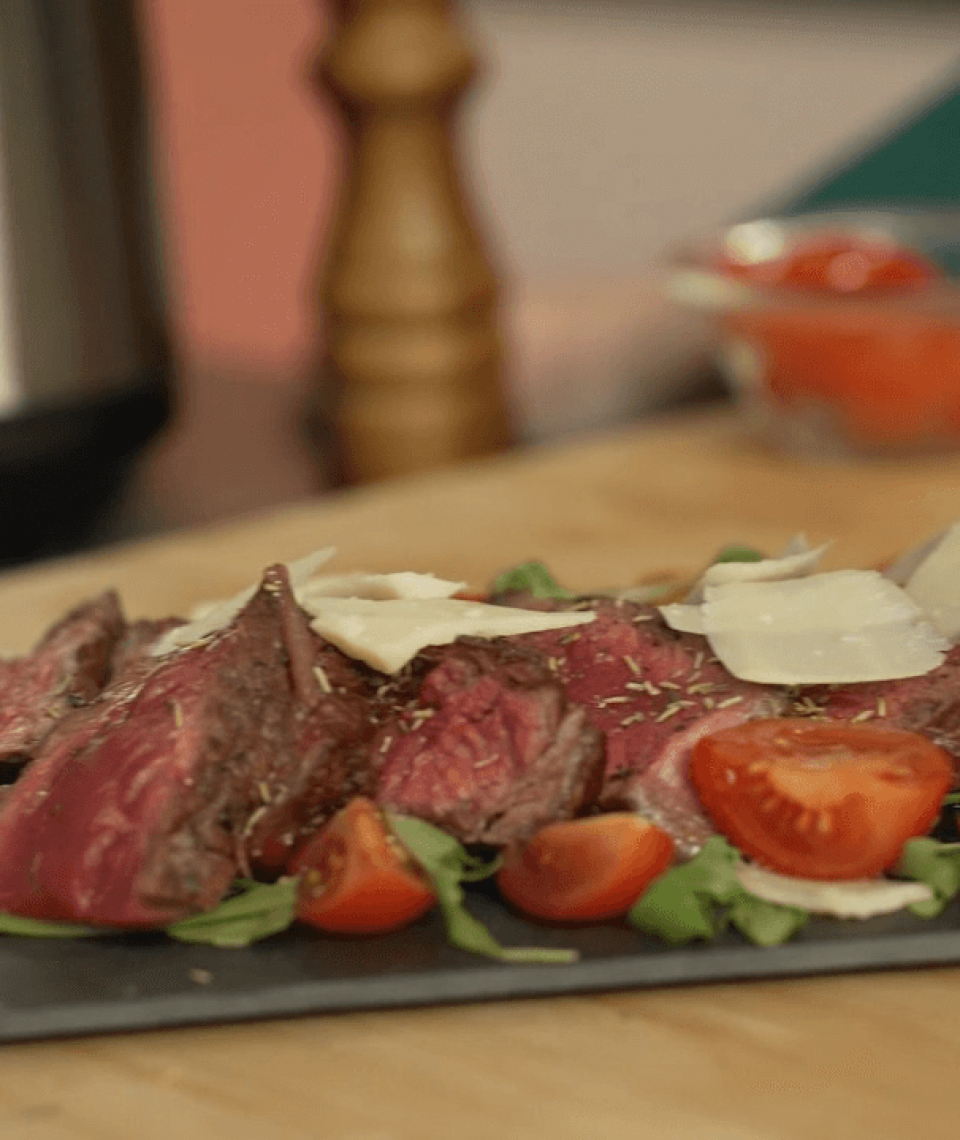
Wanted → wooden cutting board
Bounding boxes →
[2,407,958,642]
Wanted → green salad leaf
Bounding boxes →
[165,878,298,948]
[727,895,809,947]
[713,544,765,564]
[388,814,578,964]
[895,838,960,918]
[0,913,105,938]
[490,561,574,599]
[628,837,809,946]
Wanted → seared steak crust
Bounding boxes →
[371,638,605,847]
[0,591,126,767]
[0,567,378,926]
[243,642,379,873]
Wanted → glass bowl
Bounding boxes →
[664,208,960,457]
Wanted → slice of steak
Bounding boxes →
[509,597,787,856]
[372,638,604,847]
[0,566,376,927]
[512,599,785,781]
[600,707,756,858]
[785,644,960,768]
[0,591,125,768]
[243,640,380,874]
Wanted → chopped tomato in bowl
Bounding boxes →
[667,211,960,455]
[716,231,940,293]
[689,718,954,880]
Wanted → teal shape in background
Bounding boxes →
[770,71,960,273]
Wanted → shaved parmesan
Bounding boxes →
[700,571,947,684]
[701,541,830,590]
[683,535,828,604]
[776,533,816,559]
[662,569,948,685]
[883,530,947,587]
[150,547,337,656]
[658,603,705,634]
[297,571,465,603]
[306,597,594,674]
[736,862,933,919]
[286,547,340,588]
[903,522,960,639]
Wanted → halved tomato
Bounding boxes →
[290,798,435,933]
[690,718,954,880]
[496,814,674,922]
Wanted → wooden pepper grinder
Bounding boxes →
[312,0,513,485]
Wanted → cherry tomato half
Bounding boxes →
[690,719,954,880]
[496,814,675,922]
[291,798,435,934]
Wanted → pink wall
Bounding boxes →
[139,0,341,377]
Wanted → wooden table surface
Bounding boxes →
[4,408,960,1139]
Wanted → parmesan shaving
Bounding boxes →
[306,596,594,674]
[736,862,933,919]
[663,569,948,685]
[297,571,465,603]
[684,537,829,604]
[702,540,830,588]
[657,603,705,634]
[903,522,960,639]
[701,571,947,684]
[150,546,337,656]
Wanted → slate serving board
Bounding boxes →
[4,885,960,1044]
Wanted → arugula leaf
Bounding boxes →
[895,838,960,917]
[491,561,574,600]
[628,837,739,943]
[165,878,298,948]
[387,814,578,964]
[628,838,808,947]
[0,913,104,939]
[629,870,718,944]
[714,544,765,564]
[728,895,809,946]
[676,836,744,901]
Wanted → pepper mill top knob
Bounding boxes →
[320,0,476,106]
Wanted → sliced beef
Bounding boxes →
[243,643,379,873]
[512,600,785,777]
[785,645,960,765]
[371,638,604,847]
[0,566,376,927]
[0,591,125,768]
[508,597,787,856]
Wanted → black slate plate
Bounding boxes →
[3,886,960,1043]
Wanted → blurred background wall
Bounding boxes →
[130,0,960,527]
